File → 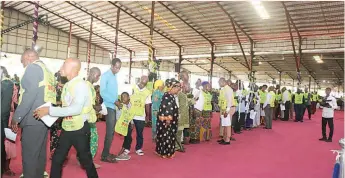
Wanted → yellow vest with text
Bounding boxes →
[276,94,282,101]
[312,94,318,102]
[131,85,151,116]
[294,93,304,104]
[18,60,57,105]
[202,91,212,111]
[115,105,135,136]
[61,78,93,131]
[86,81,97,123]
[259,90,267,104]
[219,85,234,111]
[269,91,276,107]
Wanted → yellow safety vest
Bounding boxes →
[269,91,276,107]
[304,93,310,102]
[294,93,304,104]
[86,81,97,123]
[18,60,57,105]
[115,105,135,136]
[131,85,151,116]
[61,78,93,131]
[233,92,238,107]
[218,86,228,112]
[146,81,154,94]
[259,90,267,104]
[312,94,318,102]
[202,91,212,111]
[276,94,282,101]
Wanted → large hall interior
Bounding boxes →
[0,1,344,178]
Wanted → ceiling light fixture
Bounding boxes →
[313,55,324,63]
[251,0,270,20]
[259,61,262,65]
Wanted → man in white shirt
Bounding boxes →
[319,87,337,142]
[282,87,291,121]
[131,76,151,155]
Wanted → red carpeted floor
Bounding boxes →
[4,110,344,178]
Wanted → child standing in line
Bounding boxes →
[115,92,135,161]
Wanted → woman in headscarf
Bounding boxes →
[151,80,165,142]
[155,79,181,158]
[199,81,213,141]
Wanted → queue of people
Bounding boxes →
[0,50,339,178]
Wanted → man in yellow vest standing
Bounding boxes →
[294,88,305,122]
[217,78,235,145]
[34,58,98,178]
[303,88,312,120]
[131,76,151,156]
[263,86,275,129]
[11,49,56,178]
[259,85,268,125]
[311,91,319,114]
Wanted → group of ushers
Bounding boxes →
[1,49,338,178]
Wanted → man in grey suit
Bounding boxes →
[12,49,56,178]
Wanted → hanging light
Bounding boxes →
[313,55,324,63]
[251,0,270,19]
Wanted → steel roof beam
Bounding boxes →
[108,1,180,47]
[26,2,132,52]
[216,2,253,42]
[336,59,344,71]
[281,2,301,39]
[159,1,213,45]
[66,1,149,48]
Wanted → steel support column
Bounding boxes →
[283,2,301,84]
[76,38,79,59]
[129,50,133,84]
[87,17,93,74]
[210,44,215,82]
[114,8,120,58]
[32,1,39,49]
[67,22,72,58]
[229,71,232,81]
[308,76,311,91]
[178,46,183,73]
[279,72,282,86]
[0,1,4,48]
[148,1,155,67]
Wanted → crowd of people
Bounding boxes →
[0,49,339,178]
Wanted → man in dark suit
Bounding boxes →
[12,49,56,178]
[1,66,14,176]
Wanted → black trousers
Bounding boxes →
[1,122,6,176]
[50,122,98,178]
[283,101,291,121]
[295,104,304,121]
[233,112,245,133]
[122,125,133,150]
[322,117,334,139]
[303,105,312,119]
[133,120,145,151]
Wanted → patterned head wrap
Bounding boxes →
[201,81,209,87]
[153,80,164,90]
[165,78,180,90]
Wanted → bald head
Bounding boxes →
[21,49,39,68]
[60,58,81,81]
[218,77,226,87]
[138,75,149,89]
[88,67,101,84]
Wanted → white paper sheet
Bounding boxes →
[249,110,256,120]
[4,128,17,141]
[99,103,108,115]
[280,104,285,111]
[37,102,59,127]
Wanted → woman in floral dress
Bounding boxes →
[155,79,181,158]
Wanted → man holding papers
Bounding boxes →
[34,58,98,178]
[12,49,56,178]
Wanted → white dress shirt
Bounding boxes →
[263,92,272,108]
[282,90,290,103]
[50,77,90,122]
[322,95,338,118]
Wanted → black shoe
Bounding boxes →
[300,120,303,122]
[217,139,224,143]
[230,137,236,141]
[319,137,327,141]
[294,120,298,122]
[326,139,332,142]
[219,141,230,145]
